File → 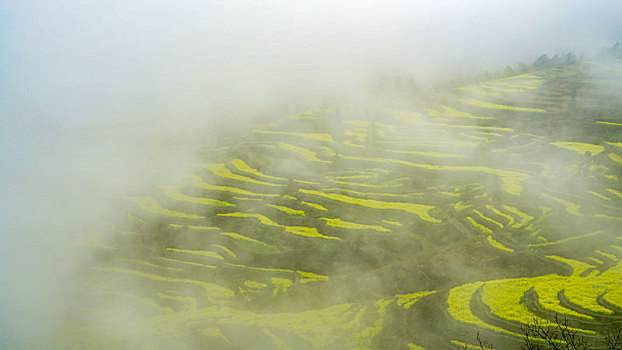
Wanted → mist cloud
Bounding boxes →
[1,0,621,348]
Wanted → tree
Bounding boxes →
[520,314,591,350]
[461,315,622,350]
[565,52,577,65]
[607,42,622,59]
[534,54,551,69]
[517,62,530,73]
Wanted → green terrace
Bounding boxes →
[60,62,622,349]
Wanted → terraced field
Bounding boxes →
[59,62,622,349]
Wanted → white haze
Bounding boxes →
[0,0,621,348]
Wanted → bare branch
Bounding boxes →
[604,328,622,350]
[476,331,494,350]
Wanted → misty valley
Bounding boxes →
[51,58,622,350]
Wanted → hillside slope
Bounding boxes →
[58,62,622,350]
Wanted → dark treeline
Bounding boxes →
[600,41,622,60]
[504,52,580,76]
[378,50,584,96]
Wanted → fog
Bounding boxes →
[1,0,621,348]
